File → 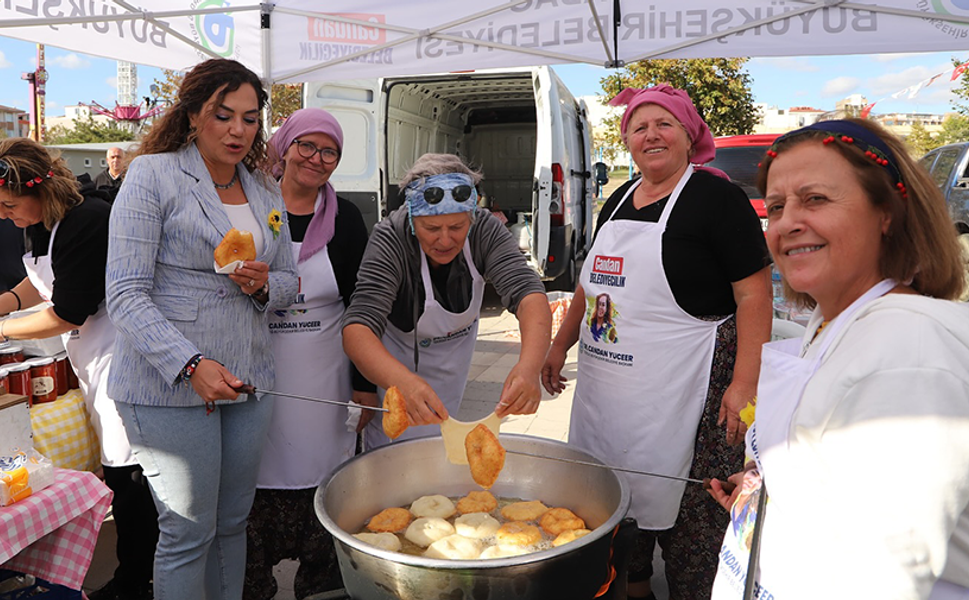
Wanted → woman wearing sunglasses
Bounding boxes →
[343,153,551,449]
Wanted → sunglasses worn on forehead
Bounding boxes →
[423,184,474,204]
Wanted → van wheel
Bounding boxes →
[959,233,969,302]
[548,254,576,292]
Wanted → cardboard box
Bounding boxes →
[0,394,32,457]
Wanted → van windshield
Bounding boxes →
[706,147,767,198]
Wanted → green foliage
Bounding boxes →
[951,58,969,116]
[45,116,136,144]
[904,120,936,157]
[937,114,969,146]
[152,70,302,127]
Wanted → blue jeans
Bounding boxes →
[117,396,274,600]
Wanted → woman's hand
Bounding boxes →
[541,344,569,395]
[705,470,746,511]
[353,390,379,432]
[228,260,270,296]
[496,362,542,417]
[190,359,243,403]
[399,374,449,426]
[719,379,756,446]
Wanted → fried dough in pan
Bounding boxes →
[539,507,586,536]
[366,507,412,533]
[465,423,505,489]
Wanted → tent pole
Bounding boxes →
[585,0,615,68]
[261,3,274,135]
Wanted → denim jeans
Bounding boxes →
[117,396,274,600]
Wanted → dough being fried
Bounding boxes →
[405,517,455,548]
[353,532,402,552]
[382,386,409,440]
[424,534,484,560]
[465,423,505,489]
[367,507,412,533]
[214,228,256,267]
[551,528,592,547]
[495,521,542,547]
[500,500,548,522]
[479,544,532,559]
[410,495,456,519]
[456,490,498,514]
[454,512,501,539]
[539,507,586,536]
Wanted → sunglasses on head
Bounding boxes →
[422,184,474,205]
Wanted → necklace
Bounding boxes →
[213,171,239,190]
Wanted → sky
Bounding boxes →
[0,34,965,121]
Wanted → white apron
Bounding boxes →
[363,242,485,450]
[570,166,726,529]
[257,239,355,489]
[710,279,969,599]
[23,221,134,467]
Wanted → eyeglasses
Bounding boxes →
[422,184,474,205]
[292,140,339,165]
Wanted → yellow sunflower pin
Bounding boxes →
[267,209,282,239]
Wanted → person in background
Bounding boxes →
[105,58,298,600]
[244,108,376,599]
[93,146,125,201]
[0,218,26,291]
[542,85,772,600]
[707,119,969,599]
[0,137,157,600]
[343,153,550,449]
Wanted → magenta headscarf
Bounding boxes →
[268,108,344,263]
[609,85,728,179]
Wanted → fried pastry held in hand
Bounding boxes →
[382,386,409,439]
[465,423,505,489]
[214,228,256,267]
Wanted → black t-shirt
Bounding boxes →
[594,171,770,317]
[26,186,112,326]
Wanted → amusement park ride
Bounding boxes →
[20,44,47,141]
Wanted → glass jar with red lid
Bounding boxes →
[5,363,32,401]
[26,357,57,404]
[0,344,25,365]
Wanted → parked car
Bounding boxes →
[919,141,969,251]
[707,133,780,231]
[304,66,594,291]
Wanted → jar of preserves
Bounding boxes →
[26,357,57,404]
[0,344,25,365]
[5,363,32,401]
[0,366,8,396]
[66,355,79,390]
[53,352,70,397]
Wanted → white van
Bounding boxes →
[303,66,594,289]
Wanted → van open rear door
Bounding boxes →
[303,79,383,230]
[531,68,554,276]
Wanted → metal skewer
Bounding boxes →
[235,385,389,412]
[504,449,704,484]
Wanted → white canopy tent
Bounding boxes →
[0,1,968,84]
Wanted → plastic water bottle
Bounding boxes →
[771,266,787,317]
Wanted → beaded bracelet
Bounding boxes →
[181,353,204,382]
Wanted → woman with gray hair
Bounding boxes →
[343,152,551,449]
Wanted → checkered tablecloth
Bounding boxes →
[0,468,112,590]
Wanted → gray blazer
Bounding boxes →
[106,143,298,407]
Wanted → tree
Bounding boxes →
[45,116,137,144]
[937,114,969,146]
[950,57,969,116]
[152,70,302,127]
[597,58,758,154]
[904,120,935,157]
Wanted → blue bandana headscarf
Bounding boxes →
[404,173,477,230]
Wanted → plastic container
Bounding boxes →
[53,352,69,397]
[5,363,31,400]
[0,345,24,365]
[26,357,57,404]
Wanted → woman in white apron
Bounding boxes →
[244,109,377,600]
[707,120,969,599]
[542,86,772,600]
[0,137,157,600]
[343,153,550,450]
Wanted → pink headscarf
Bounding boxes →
[268,108,344,263]
[609,85,728,179]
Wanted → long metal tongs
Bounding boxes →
[504,449,704,484]
[235,385,389,412]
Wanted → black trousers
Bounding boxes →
[102,464,159,592]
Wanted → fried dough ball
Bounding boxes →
[456,490,498,514]
[479,544,532,559]
[410,494,457,519]
[495,521,542,547]
[539,507,586,536]
[214,228,256,267]
[424,534,484,560]
[454,512,501,539]
[366,507,412,533]
[551,528,592,547]
[382,386,409,440]
[500,500,549,522]
[404,517,455,548]
[465,423,505,489]
[353,532,402,552]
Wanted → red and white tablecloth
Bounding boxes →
[0,468,112,590]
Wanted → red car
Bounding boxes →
[707,133,780,231]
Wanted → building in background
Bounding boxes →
[0,105,30,138]
[753,103,826,133]
[46,105,114,132]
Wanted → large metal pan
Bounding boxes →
[315,434,633,599]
